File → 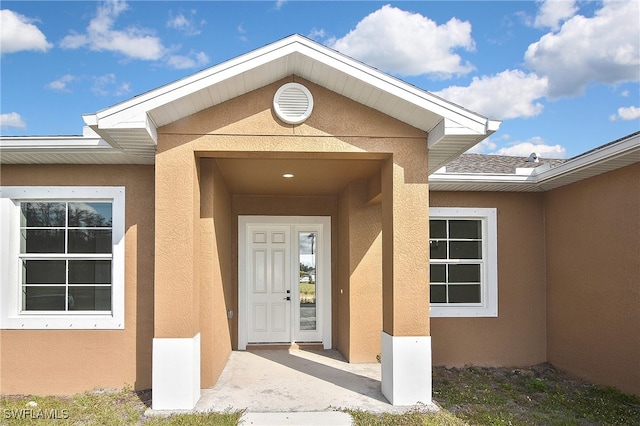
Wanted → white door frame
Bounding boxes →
[238,216,331,350]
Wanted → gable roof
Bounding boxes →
[430,131,640,192]
[78,34,499,172]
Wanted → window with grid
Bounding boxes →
[1,186,125,329]
[429,208,498,317]
[20,202,113,312]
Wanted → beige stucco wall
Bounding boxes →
[0,165,155,395]
[545,163,640,396]
[155,75,429,379]
[430,191,547,367]
[338,181,383,362]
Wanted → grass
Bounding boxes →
[1,364,638,425]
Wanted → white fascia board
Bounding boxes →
[427,118,486,149]
[90,35,493,136]
[536,134,640,184]
[429,172,538,186]
[0,136,113,151]
[93,38,301,129]
[297,43,490,134]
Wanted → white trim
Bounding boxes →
[381,332,432,406]
[152,333,201,410]
[238,216,331,350]
[0,186,125,329]
[429,207,498,318]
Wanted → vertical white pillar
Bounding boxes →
[381,332,432,406]
[152,333,201,410]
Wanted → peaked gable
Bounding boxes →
[82,34,499,172]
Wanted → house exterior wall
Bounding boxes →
[338,180,383,362]
[429,191,547,367]
[154,75,429,389]
[0,165,155,395]
[545,163,640,396]
[198,159,234,388]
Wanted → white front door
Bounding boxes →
[238,216,331,349]
[246,225,291,343]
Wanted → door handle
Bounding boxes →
[284,296,291,301]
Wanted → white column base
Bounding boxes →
[152,333,201,410]
[381,332,432,406]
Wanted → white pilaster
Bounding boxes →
[381,332,432,406]
[152,333,201,410]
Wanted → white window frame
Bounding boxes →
[429,207,498,317]
[0,186,125,329]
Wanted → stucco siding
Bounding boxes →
[0,165,155,395]
[430,191,547,367]
[545,163,640,395]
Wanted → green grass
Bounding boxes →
[2,365,638,425]
[0,388,242,426]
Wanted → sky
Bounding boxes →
[1,0,639,158]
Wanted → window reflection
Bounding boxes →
[299,232,317,331]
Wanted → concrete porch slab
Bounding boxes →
[195,349,419,414]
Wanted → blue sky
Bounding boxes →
[1,1,638,158]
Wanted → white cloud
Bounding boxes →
[167,10,203,36]
[60,0,166,60]
[92,73,131,96]
[59,1,208,69]
[308,28,326,40]
[47,74,76,92]
[610,106,640,121]
[466,138,498,154]
[0,112,26,129]
[533,0,578,30]
[327,5,475,77]
[275,1,287,11]
[493,137,567,158]
[166,51,209,70]
[435,69,549,120]
[0,9,52,54]
[525,1,640,98]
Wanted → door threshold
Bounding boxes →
[246,342,324,351]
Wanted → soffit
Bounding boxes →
[215,157,383,196]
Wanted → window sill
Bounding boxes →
[1,314,124,330]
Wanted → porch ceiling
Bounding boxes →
[215,157,383,196]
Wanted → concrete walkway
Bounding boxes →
[194,349,428,424]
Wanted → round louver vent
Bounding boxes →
[273,83,314,124]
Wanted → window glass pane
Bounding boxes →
[430,264,446,283]
[23,286,66,311]
[430,285,447,303]
[429,220,446,238]
[22,260,66,284]
[68,203,112,227]
[20,202,65,227]
[68,230,112,253]
[21,229,65,253]
[430,240,447,259]
[299,232,317,331]
[449,241,482,259]
[69,286,111,311]
[69,260,111,284]
[448,264,481,283]
[448,284,481,303]
[449,220,481,239]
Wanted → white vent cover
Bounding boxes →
[273,83,314,124]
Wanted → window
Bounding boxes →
[429,208,497,317]
[1,187,125,329]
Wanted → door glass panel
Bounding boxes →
[299,232,317,331]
